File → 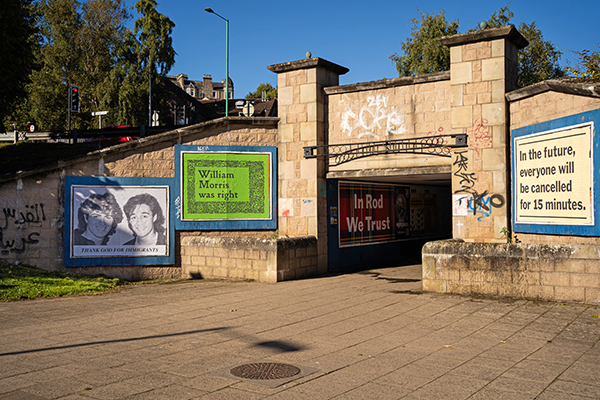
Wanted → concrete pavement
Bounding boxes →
[1,264,599,399]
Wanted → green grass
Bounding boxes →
[0,262,125,301]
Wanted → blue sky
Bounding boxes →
[125,0,599,98]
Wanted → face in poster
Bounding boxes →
[70,185,169,258]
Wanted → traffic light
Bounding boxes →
[70,86,79,112]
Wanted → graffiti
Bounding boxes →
[426,127,451,154]
[318,184,327,197]
[175,196,182,220]
[1,203,46,229]
[340,94,406,139]
[453,151,477,193]
[467,119,492,156]
[0,203,46,255]
[453,151,505,221]
[1,232,40,255]
[466,191,505,221]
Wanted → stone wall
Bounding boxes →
[441,26,526,243]
[423,240,600,304]
[180,236,318,283]
[0,118,278,279]
[268,58,348,274]
[325,72,452,172]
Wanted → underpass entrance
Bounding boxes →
[326,176,452,273]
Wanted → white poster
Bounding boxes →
[514,123,593,225]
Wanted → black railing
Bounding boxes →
[303,134,468,166]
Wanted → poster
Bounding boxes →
[181,151,272,221]
[70,185,169,258]
[338,182,409,247]
[514,123,593,225]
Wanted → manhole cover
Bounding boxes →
[230,362,301,380]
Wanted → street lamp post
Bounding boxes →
[205,7,229,117]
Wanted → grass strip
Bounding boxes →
[0,262,125,301]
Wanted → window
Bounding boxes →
[213,91,217,99]
[186,88,195,97]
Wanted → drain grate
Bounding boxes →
[230,362,301,380]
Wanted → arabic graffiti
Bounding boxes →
[0,203,46,255]
[340,94,407,139]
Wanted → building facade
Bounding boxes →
[170,73,234,100]
[1,26,600,303]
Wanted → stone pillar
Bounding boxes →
[268,57,349,272]
[440,26,527,242]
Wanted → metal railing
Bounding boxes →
[303,134,468,166]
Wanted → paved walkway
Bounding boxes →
[1,265,600,399]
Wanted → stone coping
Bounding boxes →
[267,57,349,75]
[0,116,279,184]
[439,25,528,49]
[181,235,317,251]
[506,78,600,102]
[327,165,451,180]
[324,71,449,95]
[423,239,600,260]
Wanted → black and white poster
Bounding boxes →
[70,185,169,258]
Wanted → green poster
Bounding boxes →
[181,152,271,220]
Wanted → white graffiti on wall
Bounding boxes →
[341,94,406,139]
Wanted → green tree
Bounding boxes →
[478,5,564,87]
[389,10,459,76]
[78,0,129,113]
[517,21,565,87]
[568,47,600,80]
[477,4,513,29]
[246,83,277,99]
[23,0,130,131]
[105,0,176,126]
[0,0,39,128]
[391,6,566,88]
[28,0,82,130]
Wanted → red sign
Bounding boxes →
[338,182,409,247]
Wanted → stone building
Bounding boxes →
[170,74,234,100]
[1,26,600,303]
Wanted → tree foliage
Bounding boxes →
[246,83,277,99]
[479,4,513,29]
[3,0,176,131]
[568,47,600,80]
[0,0,39,127]
[517,21,565,87]
[391,5,566,87]
[389,10,459,76]
[103,0,176,127]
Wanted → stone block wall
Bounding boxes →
[325,73,452,172]
[181,236,318,283]
[423,240,600,304]
[441,26,527,242]
[268,58,349,274]
[0,118,278,279]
